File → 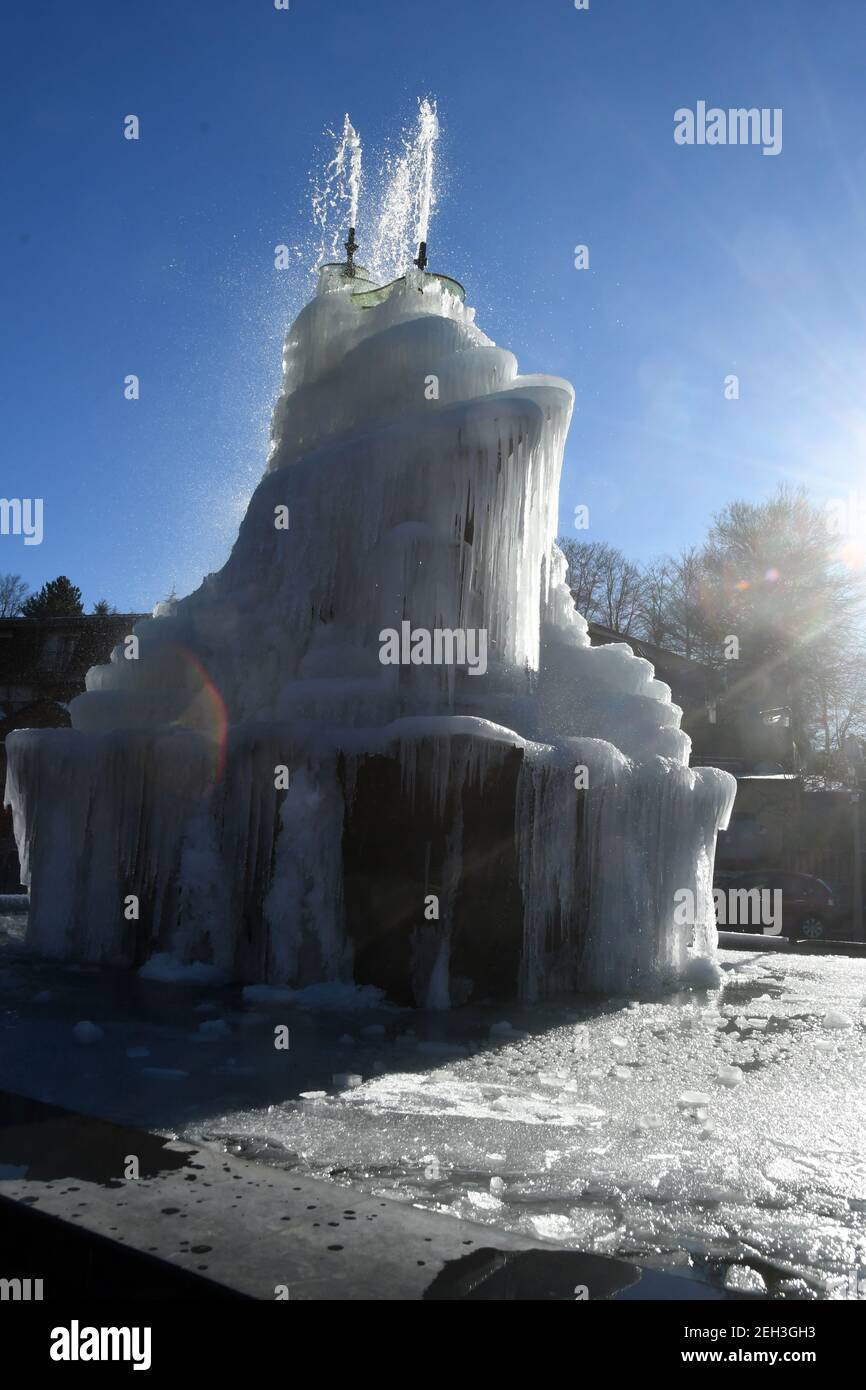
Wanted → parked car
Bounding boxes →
[713,870,841,940]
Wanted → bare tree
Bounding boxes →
[663,547,715,662]
[0,573,30,617]
[557,539,645,634]
[636,559,673,646]
[557,486,866,770]
[599,553,644,633]
[557,539,614,621]
[805,639,866,765]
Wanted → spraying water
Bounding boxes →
[310,114,363,271]
[368,98,439,283]
[413,98,439,248]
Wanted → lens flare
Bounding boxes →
[170,646,229,786]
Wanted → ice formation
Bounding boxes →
[5,134,735,1003]
[0,940,861,1292]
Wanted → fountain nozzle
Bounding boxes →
[344,226,359,278]
[414,240,428,272]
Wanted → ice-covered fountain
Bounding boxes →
[5,103,736,1005]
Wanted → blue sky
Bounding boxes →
[2,0,865,612]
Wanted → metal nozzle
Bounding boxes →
[344,226,358,277]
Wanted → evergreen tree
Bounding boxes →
[21,575,84,617]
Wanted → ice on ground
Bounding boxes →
[241,982,391,1011]
[676,1091,712,1109]
[289,984,391,1011]
[717,1064,744,1087]
[332,1073,363,1090]
[241,985,294,1005]
[72,1021,103,1044]
[724,1265,768,1294]
[139,955,228,985]
[823,1009,853,1030]
[197,1019,231,1039]
[185,950,866,1297]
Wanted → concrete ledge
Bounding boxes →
[0,1091,743,1301]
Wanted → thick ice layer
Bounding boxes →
[184,951,866,1296]
[5,265,735,999]
[517,741,731,999]
[0,933,860,1294]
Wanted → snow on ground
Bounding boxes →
[0,922,863,1296]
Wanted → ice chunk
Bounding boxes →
[633,1114,664,1134]
[777,1279,818,1300]
[723,1265,767,1294]
[677,1091,712,1110]
[73,1021,103,1045]
[823,1009,853,1030]
[198,1018,231,1039]
[332,1072,363,1090]
[139,955,227,985]
[717,1065,744,1088]
[242,985,294,1005]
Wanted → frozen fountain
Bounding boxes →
[4,105,736,1004]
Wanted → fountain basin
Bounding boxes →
[351,270,466,308]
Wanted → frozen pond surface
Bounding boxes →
[1,915,863,1298]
